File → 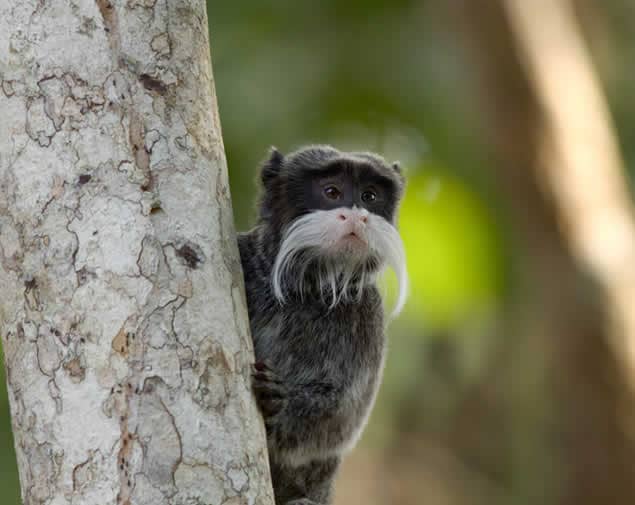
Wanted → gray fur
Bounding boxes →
[237,145,405,505]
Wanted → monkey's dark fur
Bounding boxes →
[238,145,405,505]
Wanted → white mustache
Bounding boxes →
[271,208,408,317]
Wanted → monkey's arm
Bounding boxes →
[252,363,344,446]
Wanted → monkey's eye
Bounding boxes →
[361,190,377,203]
[324,185,341,200]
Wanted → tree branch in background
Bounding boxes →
[456,0,635,503]
[502,0,635,399]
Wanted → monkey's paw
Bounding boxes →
[251,361,288,421]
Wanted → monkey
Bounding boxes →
[237,145,407,505]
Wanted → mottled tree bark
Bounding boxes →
[0,1,274,504]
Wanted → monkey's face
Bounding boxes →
[297,160,399,254]
[260,146,407,314]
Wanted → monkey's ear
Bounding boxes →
[392,161,405,183]
[261,147,284,188]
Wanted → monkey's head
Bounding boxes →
[259,145,407,315]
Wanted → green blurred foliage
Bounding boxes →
[398,167,502,326]
[0,348,21,505]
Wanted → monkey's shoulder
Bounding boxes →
[237,228,273,295]
[236,229,258,271]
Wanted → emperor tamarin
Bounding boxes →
[237,145,407,505]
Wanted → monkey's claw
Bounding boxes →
[251,362,288,420]
[253,361,270,372]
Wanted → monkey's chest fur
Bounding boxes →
[258,297,384,465]
[239,234,385,468]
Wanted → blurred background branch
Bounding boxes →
[457,0,635,503]
[503,0,635,397]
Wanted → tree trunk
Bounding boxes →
[0,1,274,504]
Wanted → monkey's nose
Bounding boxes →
[337,208,369,224]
